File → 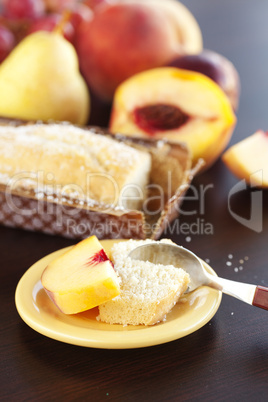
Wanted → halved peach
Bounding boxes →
[168,49,240,111]
[109,67,236,169]
[222,130,268,187]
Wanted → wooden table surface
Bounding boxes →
[1,1,268,401]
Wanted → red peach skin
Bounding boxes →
[75,1,202,100]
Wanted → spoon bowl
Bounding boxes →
[128,243,268,310]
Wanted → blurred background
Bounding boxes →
[180,0,268,146]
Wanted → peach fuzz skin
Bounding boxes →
[124,0,203,54]
[75,1,202,101]
[109,67,236,171]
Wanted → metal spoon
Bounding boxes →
[128,243,268,310]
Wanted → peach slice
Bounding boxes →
[41,235,120,314]
[222,130,268,187]
[109,67,236,169]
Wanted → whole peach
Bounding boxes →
[125,0,203,55]
[76,2,193,101]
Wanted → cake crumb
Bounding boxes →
[98,239,190,326]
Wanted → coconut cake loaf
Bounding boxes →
[0,123,151,210]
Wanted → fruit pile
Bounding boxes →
[0,0,261,180]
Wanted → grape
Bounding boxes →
[44,0,79,13]
[0,24,15,63]
[70,3,93,31]
[2,0,46,20]
[27,14,75,43]
[83,0,109,11]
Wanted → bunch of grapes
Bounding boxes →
[0,0,103,62]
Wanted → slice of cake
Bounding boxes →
[0,123,151,210]
[97,239,190,325]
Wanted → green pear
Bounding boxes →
[0,31,90,125]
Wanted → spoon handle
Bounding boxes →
[252,286,268,310]
[207,274,268,310]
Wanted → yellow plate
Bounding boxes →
[15,239,222,349]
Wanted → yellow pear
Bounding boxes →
[0,31,90,125]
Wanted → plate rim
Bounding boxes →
[15,241,222,349]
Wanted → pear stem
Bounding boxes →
[53,10,71,36]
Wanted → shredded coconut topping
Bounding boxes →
[0,124,151,210]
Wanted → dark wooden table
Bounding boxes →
[1,1,268,400]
